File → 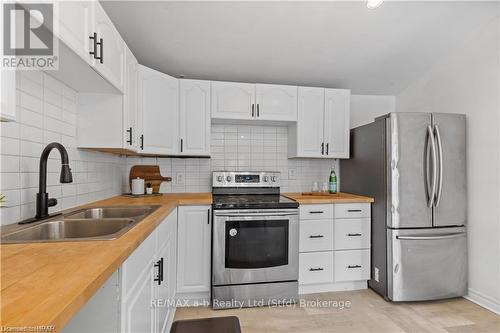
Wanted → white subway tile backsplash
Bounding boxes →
[0,71,125,225]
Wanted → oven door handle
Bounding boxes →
[214,213,298,217]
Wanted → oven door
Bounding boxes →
[212,209,299,286]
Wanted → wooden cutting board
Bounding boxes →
[129,165,172,193]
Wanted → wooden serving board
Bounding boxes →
[129,165,172,193]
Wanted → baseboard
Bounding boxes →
[175,292,211,307]
[299,281,367,295]
[465,288,500,314]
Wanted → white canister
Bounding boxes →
[131,177,145,195]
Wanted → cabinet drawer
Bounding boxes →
[299,251,334,285]
[300,204,333,220]
[334,203,370,219]
[334,250,370,282]
[300,220,334,252]
[334,219,370,250]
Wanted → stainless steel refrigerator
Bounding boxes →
[340,112,467,301]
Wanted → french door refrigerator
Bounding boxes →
[340,112,467,301]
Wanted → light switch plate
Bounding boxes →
[175,172,185,185]
[288,168,297,180]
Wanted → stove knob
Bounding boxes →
[263,176,269,182]
[216,175,224,182]
[271,176,277,182]
[226,175,232,182]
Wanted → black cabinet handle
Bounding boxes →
[251,104,255,117]
[309,268,324,272]
[326,143,329,155]
[180,138,183,153]
[347,233,362,237]
[154,258,164,285]
[348,209,362,212]
[89,33,97,58]
[126,127,132,145]
[140,134,144,150]
[321,142,324,155]
[207,209,210,224]
[257,104,260,117]
[309,235,324,239]
[309,211,324,214]
[348,265,362,269]
[98,37,103,64]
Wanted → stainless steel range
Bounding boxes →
[211,171,299,309]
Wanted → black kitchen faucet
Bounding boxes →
[19,142,73,224]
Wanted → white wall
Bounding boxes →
[0,71,125,225]
[396,15,500,313]
[350,95,396,128]
[125,124,338,194]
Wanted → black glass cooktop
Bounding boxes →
[212,194,299,210]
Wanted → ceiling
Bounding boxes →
[101,1,497,95]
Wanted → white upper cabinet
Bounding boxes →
[57,1,94,62]
[211,81,255,120]
[93,3,125,92]
[292,87,325,158]
[124,47,138,151]
[324,89,350,158]
[179,80,211,156]
[138,65,179,155]
[289,87,350,158]
[255,84,297,121]
[211,81,298,122]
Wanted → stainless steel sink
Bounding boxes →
[64,206,155,219]
[0,205,160,244]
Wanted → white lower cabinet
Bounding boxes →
[176,206,211,302]
[298,203,371,294]
[63,209,178,333]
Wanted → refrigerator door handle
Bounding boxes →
[396,232,465,241]
[434,125,444,207]
[426,125,438,208]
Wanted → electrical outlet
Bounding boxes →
[175,172,185,185]
[288,168,297,180]
[374,267,379,282]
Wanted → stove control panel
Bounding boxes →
[212,171,280,188]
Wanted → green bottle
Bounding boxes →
[329,167,337,194]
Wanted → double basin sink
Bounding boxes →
[0,206,160,244]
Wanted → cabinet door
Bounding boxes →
[296,87,325,158]
[138,65,179,155]
[122,259,156,333]
[179,80,211,156]
[156,243,171,333]
[324,89,350,158]
[57,1,94,63]
[211,81,255,120]
[177,206,211,294]
[255,84,297,121]
[123,47,138,151]
[0,70,16,121]
[94,3,125,91]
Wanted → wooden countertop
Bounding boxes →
[0,191,372,331]
[283,192,374,204]
[0,193,212,332]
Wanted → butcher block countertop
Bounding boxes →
[0,193,212,332]
[0,191,372,331]
[283,192,374,204]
